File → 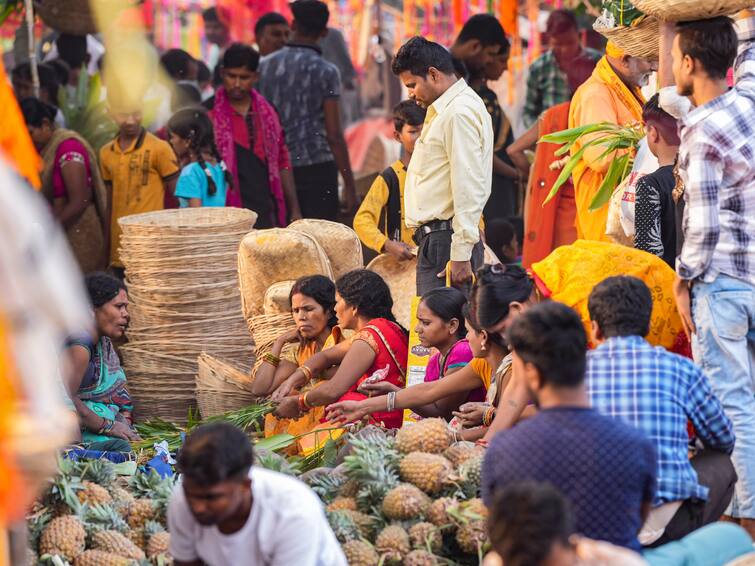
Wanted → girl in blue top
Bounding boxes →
[168,108,232,207]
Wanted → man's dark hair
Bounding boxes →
[451,57,468,80]
[676,17,737,80]
[489,481,574,566]
[546,9,579,37]
[177,423,253,486]
[56,33,88,70]
[392,36,456,78]
[160,49,196,81]
[202,7,220,23]
[13,62,61,103]
[642,93,680,146]
[197,60,211,83]
[456,14,507,48]
[392,100,426,131]
[171,82,202,111]
[507,302,587,387]
[587,276,652,339]
[222,43,260,72]
[484,219,516,257]
[291,0,329,37]
[255,12,289,37]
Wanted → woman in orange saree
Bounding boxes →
[273,270,408,430]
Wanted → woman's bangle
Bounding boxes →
[98,418,114,435]
[386,391,397,412]
[475,438,489,449]
[482,406,496,427]
[300,365,314,381]
[298,394,310,413]
[263,353,281,367]
[302,391,314,410]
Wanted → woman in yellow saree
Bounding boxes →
[251,275,347,444]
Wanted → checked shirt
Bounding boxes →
[587,336,735,505]
[676,15,755,286]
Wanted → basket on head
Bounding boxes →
[594,16,660,60]
[35,0,98,35]
[238,228,333,320]
[366,254,417,329]
[632,0,753,21]
[196,353,255,418]
[288,219,363,279]
[264,280,296,315]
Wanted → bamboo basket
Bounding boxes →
[263,280,296,315]
[248,313,297,376]
[35,0,97,35]
[366,255,417,329]
[288,219,363,279]
[594,16,660,59]
[238,229,333,320]
[633,0,753,21]
[196,354,256,418]
[119,207,257,237]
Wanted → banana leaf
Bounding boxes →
[540,122,622,145]
[588,153,632,211]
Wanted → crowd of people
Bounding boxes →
[9,0,755,564]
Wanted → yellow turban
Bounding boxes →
[606,41,626,59]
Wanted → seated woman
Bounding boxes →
[360,287,485,421]
[64,273,139,453]
[272,270,408,429]
[327,266,536,441]
[252,275,345,440]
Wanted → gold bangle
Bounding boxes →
[302,391,314,409]
[300,365,314,381]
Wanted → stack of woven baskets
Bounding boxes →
[119,208,257,424]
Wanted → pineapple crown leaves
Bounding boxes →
[27,507,53,550]
[76,503,130,539]
[78,458,118,487]
[326,510,362,544]
[307,470,347,503]
[128,470,176,503]
[255,448,298,476]
[143,519,167,538]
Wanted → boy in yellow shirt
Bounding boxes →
[100,101,180,270]
[353,101,425,260]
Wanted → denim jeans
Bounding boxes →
[691,274,755,518]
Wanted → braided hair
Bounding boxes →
[335,269,407,335]
[167,108,233,196]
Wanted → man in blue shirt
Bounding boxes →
[482,302,657,551]
[586,276,736,546]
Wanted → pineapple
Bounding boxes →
[327,510,362,543]
[79,480,114,506]
[91,530,146,560]
[375,525,410,566]
[74,549,136,566]
[395,419,451,454]
[426,497,457,530]
[455,520,487,554]
[127,527,147,552]
[79,503,130,537]
[405,549,439,566]
[45,458,85,516]
[342,431,401,512]
[408,522,442,553]
[341,539,379,566]
[81,459,117,487]
[381,484,431,520]
[127,498,156,530]
[399,452,453,494]
[338,479,360,498]
[341,510,376,539]
[145,520,171,559]
[458,453,484,498]
[128,471,175,523]
[443,442,478,467]
[109,485,136,516]
[327,496,358,512]
[39,515,86,561]
[308,470,348,503]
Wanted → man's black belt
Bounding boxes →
[413,219,453,245]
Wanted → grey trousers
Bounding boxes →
[415,229,484,297]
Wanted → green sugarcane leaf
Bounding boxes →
[553,133,616,157]
[255,433,296,452]
[542,145,588,206]
[540,122,621,144]
[588,154,630,211]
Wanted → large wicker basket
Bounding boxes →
[263,280,296,315]
[118,208,256,424]
[366,254,417,329]
[633,0,753,21]
[196,354,255,418]
[238,228,333,320]
[248,313,297,377]
[594,16,660,59]
[289,219,363,279]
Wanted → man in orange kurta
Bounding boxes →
[568,43,657,241]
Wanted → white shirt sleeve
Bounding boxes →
[167,489,200,563]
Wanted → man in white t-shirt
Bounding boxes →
[168,423,346,566]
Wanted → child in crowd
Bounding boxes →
[353,100,426,261]
[167,108,231,208]
[633,94,682,268]
[100,98,179,271]
[485,218,520,265]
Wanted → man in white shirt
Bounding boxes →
[392,37,493,295]
[168,423,346,566]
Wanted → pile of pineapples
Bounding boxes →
[307,418,489,566]
[27,459,175,566]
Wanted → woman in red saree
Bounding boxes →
[273,270,408,429]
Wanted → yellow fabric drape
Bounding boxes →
[531,240,685,351]
[568,57,645,242]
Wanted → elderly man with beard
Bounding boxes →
[568,43,658,242]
